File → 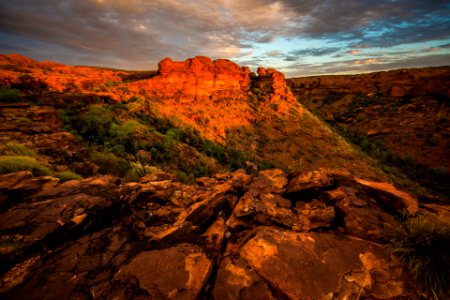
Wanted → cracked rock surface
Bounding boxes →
[0,169,441,299]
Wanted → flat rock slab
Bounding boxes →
[0,175,122,267]
[2,226,131,299]
[354,178,418,214]
[215,227,411,300]
[116,243,212,300]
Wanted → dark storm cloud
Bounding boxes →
[0,0,168,68]
[0,0,449,72]
[279,0,450,40]
[0,0,276,68]
[290,47,341,57]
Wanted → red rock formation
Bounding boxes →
[131,56,252,102]
[255,67,295,103]
[130,56,295,103]
[0,54,41,68]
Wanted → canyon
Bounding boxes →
[0,54,449,299]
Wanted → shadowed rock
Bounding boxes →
[0,169,439,299]
[115,243,212,300]
[218,227,410,300]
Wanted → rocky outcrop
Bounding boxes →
[130,56,251,102]
[0,175,122,273]
[288,67,450,104]
[130,56,294,103]
[0,105,62,134]
[254,67,296,103]
[216,228,407,299]
[0,169,432,299]
[0,54,42,69]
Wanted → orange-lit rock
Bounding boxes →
[255,67,295,102]
[0,54,41,68]
[131,56,252,102]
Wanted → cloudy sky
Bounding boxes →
[0,0,449,77]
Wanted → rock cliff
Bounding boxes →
[130,56,295,103]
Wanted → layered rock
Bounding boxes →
[254,66,296,103]
[216,228,407,299]
[130,56,295,103]
[0,168,438,299]
[131,56,251,102]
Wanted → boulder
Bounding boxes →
[231,190,296,229]
[213,257,275,300]
[286,170,335,195]
[2,226,130,299]
[333,186,400,242]
[354,178,419,214]
[294,199,335,231]
[249,169,288,194]
[115,243,212,300]
[0,171,58,208]
[217,227,413,299]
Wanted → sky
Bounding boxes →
[0,0,449,77]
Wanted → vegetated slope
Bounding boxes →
[0,54,390,184]
[288,67,450,200]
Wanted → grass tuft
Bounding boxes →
[389,215,450,298]
[5,142,36,156]
[0,86,23,103]
[0,156,51,176]
[54,171,83,182]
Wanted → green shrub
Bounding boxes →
[109,120,147,153]
[105,81,119,87]
[166,128,184,141]
[90,151,130,177]
[389,215,450,297]
[5,142,36,156]
[77,105,115,144]
[0,86,23,103]
[0,156,51,176]
[173,170,195,184]
[55,171,83,182]
[12,74,48,91]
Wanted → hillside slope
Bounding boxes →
[288,67,450,199]
[0,54,390,182]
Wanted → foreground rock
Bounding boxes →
[0,174,122,273]
[116,244,212,300]
[0,169,436,299]
[215,227,409,299]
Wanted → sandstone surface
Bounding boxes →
[0,169,435,299]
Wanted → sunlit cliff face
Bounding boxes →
[0,0,449,75]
